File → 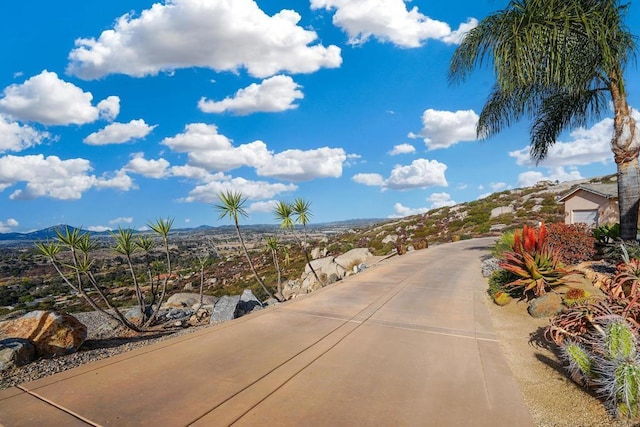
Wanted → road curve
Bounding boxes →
[0,237,533,426]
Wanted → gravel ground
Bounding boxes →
[0,311,209,390]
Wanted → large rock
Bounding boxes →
[481,258,503,278]
[210,295,241,325]
[0,311,87,357]
[0,338,35,371]
[528,293,564,318]
[165,293,217,309]
[236,289,263,316]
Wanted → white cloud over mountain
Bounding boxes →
[67,0,342,80]
[0,71,119,125]
[310,0,477,47]
[0,218,18,233]
[199,75,303,115]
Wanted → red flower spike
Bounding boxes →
[537,222,547,252]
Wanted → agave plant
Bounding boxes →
[499,223,568,296]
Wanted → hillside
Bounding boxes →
[0,175,614,315]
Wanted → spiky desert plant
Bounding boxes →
[560,316,640,419]
[500,222,568,296]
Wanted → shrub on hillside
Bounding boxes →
[546,223,596,265]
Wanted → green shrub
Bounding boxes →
[546,222,596,265]
[493,231,515,257]
[593,223,620,244]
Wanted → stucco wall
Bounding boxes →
[563,189,618,225]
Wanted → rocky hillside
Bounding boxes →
[329,174,617,256]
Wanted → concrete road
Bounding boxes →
[0,237,533,426]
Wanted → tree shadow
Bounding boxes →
[79,331,176,351]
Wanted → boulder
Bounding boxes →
[236,290,263,316]
[165,293,217,308]
[0,311,87,357]
[528,293,564,318]
[210,295,241,325]
[0,338,35,371]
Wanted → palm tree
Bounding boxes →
[274,199,321,283]
[214,190,275,300]
[144,217,174,327]
[449,0,639,239]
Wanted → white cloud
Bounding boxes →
[310,0,476,47]
[198,75,303,115]
[67,0,342,79]
[163,123,347,181]
[389,203,429,218]
[247,200,279,213]
[409,108,478,150]
[491,182,508,192]
[125,153,170,178]
[517,167,584,187]
[0,154,134,200]
[256,147,347,181]
[427,192,456,208]
[97,96,121,121]
[88,225,112,232]
[389,143,416,156]
[386,159,448,190]
[0,114,52,153]
[352,173,385,186]
[440,18,479,45]
[353,159,448,190]
[0,218,19,233]
[509,117,616,168]
[183,176,296,203]
[0,71,118,125]
[109,217,133,225]
[84,119,156,145]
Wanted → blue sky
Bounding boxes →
[1,0,639,233]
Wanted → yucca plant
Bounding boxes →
[499,222,568,297]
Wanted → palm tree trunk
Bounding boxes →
[610,73,640,241]
[235,220,274,300]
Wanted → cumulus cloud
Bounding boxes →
[427,192,456,208]
[409,108,478,150]
[199,75,303,115]
[247,200,279,213]
[125,153,170,178]
[67,0,342,80]
[109,217,133,225]
[389,143,416,156]
[256,147,347,181]
[509,117,619,168]
[310,0,477,47]
[0,154,134,200]
[84,120,156,145]
[352,173,385,186]
[88,225,112,232]
[0,218,19,233]
[0,114,52,153]
[353,159,448,190]
[386,159,448,190]
[163,123,348,181]
[0,71,119,125]
[517,167,584,187]
[491,182,508,192]
[182,176,296,203]
[97,96,121,121]
[389,203,429,218]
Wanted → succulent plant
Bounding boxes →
[563,287,592,307]
[493,291,512,306]
[560,316,640,419]
[499,222,569,296]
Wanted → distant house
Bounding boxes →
[558,183,619,227]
